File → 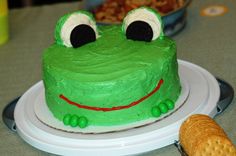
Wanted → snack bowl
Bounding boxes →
[84,0,192,36]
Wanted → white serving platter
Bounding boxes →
[14,60,220,156]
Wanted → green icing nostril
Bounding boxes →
[165,99,174,110]
[151,106,161,117]
[63,114,71,126]
[159,102,168,114]
[70,115,79,127]
[78,116,88,128]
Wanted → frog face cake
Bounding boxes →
[42,7,181,131]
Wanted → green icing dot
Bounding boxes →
[78,116,88,128]
[63,114,71,126]
[159,103,168,114]
[70,115,79,127]
[151,106,161,117]
[165,99,174,110]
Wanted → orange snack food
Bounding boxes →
[179,114,236,156]
[94,0,185,23]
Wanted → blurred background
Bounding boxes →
[8,0,80,8]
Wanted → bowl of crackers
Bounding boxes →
[84,0,192,36]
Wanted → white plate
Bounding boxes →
[14,60,220,156]
[34,75,189,133]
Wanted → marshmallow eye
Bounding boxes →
[55,11,99,48]
[122,7,163,42]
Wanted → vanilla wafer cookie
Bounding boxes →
[179,114,236,156]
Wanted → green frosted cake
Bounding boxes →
[42,7,181,129]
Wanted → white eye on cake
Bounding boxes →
[55,11,99,48]
[122,7,164,42]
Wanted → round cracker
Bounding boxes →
[179,114,236,156]
[180,114,223,152]
[194,135,236,156]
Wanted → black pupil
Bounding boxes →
[126,21,153,42]
[70,24,96,48]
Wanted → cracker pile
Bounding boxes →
[180,114,236,156]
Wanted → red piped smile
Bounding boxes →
[59,79,164,112]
